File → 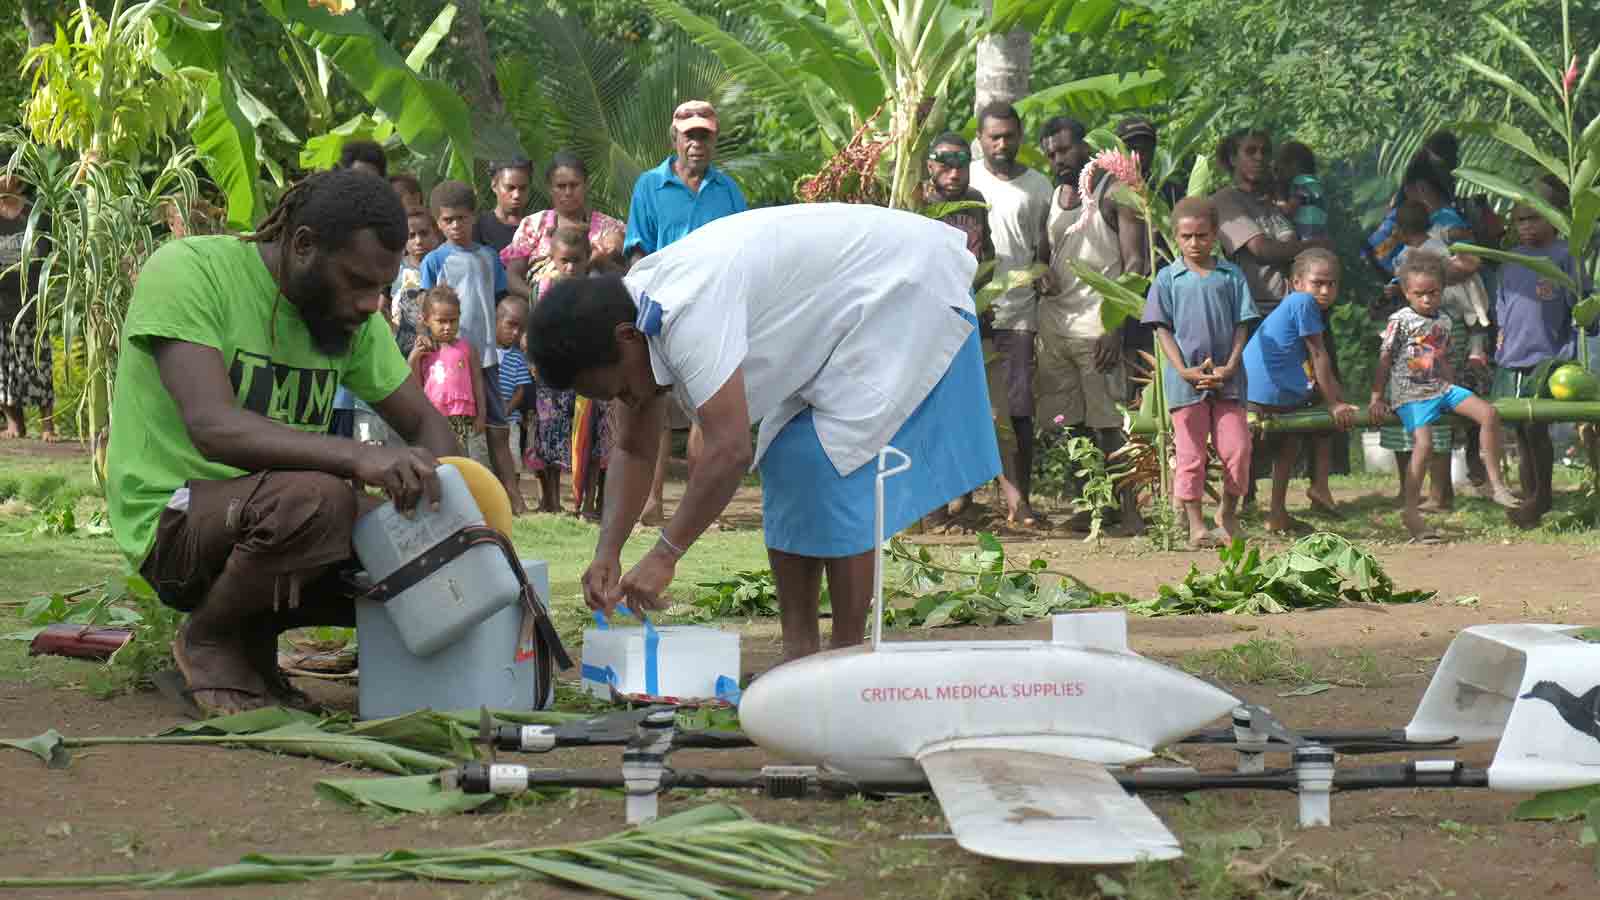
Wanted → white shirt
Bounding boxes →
[622,204,978,477]
[968,162,1053,332]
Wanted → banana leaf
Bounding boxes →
[259,0,475,183]
[1448,243,1579,294]
[1452,168,1573,237]
[0,805,837,896]
[314,773,500,815]
[0,729,69,768]
[1013,70,1169,130]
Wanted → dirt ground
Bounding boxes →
[2,443,1598,898]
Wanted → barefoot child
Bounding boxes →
[1142,196,1260,547]
[1243,248,1360,533]
[1371,252,1518,542]
[409,286,487,462]
[495,296,532,514]
[1493,182,1590,526]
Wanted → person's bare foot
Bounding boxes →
[1264,514,1310,535]
[1304,488,1342,518]
[1188,530,1222,549]
[946,493,971,517]
[1008,501,1045,528]
[1488,485,1520,509]
[1214,508,1240,543]
[508,489,529,516]
[173,622,271,717]
[1402,510,1430,541]
[640,501,665,527]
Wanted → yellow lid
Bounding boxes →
[438,456,513,538]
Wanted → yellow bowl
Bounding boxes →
[439,455,513,538]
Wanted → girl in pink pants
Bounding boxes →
[1141,197,1260,548]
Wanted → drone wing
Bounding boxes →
[917,744,1182,865]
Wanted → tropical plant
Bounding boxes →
[0,805,837,896]
[497,10,810,218]
[1,137,201,480]
[1449,0,1600,353]
[19,0,212,167]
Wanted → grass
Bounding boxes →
[1180,638,1313,686]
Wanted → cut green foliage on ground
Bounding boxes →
[882,533,1105,628]
[1103,534,1434,616]
[0,804,836,897]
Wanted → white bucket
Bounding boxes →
[1361,431,1395,474]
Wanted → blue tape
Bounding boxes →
[589,608,659,696]
[714,675,742,707]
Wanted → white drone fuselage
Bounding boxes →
[739,612,1241,781]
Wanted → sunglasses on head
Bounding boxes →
[928,149,971,167]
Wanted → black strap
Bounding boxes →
[361,525,573,673]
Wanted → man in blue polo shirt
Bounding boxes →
[625,99,749,524]
[624,100,747,263]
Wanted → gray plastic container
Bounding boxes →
[351,463,521,656]
[357,559,549,719]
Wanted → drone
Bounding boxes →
[444,448,1600,866]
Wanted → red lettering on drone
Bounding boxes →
[858,682,1086,703]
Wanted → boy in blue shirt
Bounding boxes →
[1493,184,1591,525]
[421,180,517,492]
[1242,248,1359,533]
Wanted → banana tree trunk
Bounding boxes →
[1125,400,1600,435]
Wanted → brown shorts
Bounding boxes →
[988,328,1037,420]
[139,470,364,621]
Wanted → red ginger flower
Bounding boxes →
[1066,149,1146,236]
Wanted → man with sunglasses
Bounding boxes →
[921,133,995,266]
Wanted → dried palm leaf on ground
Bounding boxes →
[0,805,837,897]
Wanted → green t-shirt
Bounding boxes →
[106,236,411,566]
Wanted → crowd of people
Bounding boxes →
[59,82,1592,709]
[924,107,1589,547]
[313,99,746,524]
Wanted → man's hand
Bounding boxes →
[412,333,436,356]
[618,548,677,617]
[582,555,623,612]
[1036,269,1060,296]
[1369,397,1391,423]
[1329,401,1359,430]
[1093,333,1122,371]
[473,416,486,435]
[353,445,442,513]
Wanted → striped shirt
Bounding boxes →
[496,347,533,422]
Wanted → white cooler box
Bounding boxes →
[581,620,740,701]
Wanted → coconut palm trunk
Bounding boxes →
[975,0,1031,115]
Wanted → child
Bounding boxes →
[544,227,613,519]
[421,180,517,497]
[495,296,533,515]
[388,172,425,214]
[1142,196,1260,547]
[1371,251,1518,543]
[1242,248,1360,533]
[409,286,487,462]
[1388,200,1495,508]
[1494,182,1590,525]
[390,208,440,358]
[1276,141,1327,241]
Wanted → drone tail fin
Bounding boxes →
[1406,624,1600,791]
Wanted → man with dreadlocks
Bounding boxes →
[106,168,460,716]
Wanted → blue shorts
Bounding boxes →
[758,310,1001,557]
[482,363,508,427]
[1395,385,1473,433]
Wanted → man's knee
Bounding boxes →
[246,471,359,556]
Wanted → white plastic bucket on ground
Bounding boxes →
[1361,431,1394,474]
